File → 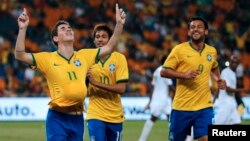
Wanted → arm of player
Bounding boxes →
[169,85,176,100]
[15,8,33,65]
[160,68,199,79]
[211,67,226,89]
[91,82,126,95]
[87,69,127,94]
[224,86,249,95]
[98,4,126,58]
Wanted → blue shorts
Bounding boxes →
[169,107,214,141]
[46,109,84,141]
[87,119,123,141]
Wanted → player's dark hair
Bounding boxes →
[92,23,113,39]
[188,17,208,30]
[51,20,70,46]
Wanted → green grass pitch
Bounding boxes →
[0,120,250,141]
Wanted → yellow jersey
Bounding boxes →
[32,48,100,107]
[86,52,129,123]
[163,42,218,111]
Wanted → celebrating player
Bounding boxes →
[161,17,226,141]
[85,23,129,141]
[15,4,126,141]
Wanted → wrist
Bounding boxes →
[116,22,124,27]
[15,50,25,52]
[19,27,27,31]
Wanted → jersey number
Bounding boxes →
[100,76,110,84]
[198,64,204,74]
[67,71,77,80]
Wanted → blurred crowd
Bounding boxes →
[0,0,250,97]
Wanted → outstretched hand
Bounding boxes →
[115,4,126,25]
[17,8,29,30]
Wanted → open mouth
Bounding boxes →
[193,32,200,36]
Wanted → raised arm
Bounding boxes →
[15,8,33,65]
[98,4,126,57]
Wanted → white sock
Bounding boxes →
[185,126,193,141]
[185,135,193,141]
[138,119,154,141]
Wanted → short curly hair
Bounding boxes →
[92,23,113,39]
[188,17,208,30]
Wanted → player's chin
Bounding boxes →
[96,44,105,48]
[192,36,203,42]
[65,38,74,42]
[192,35,200,39]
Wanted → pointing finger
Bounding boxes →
[23,8,27,14]
[116,4,119,11]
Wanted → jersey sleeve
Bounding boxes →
[163,47,179,70]
[32,52,51,72]
[116,54,129,83]
[212,48,219,69]
[78,48,100,68]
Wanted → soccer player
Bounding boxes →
[214,55,249,124]
[138,55,175,141]
[85,24,129,141]
[15,4,126,141]
[160,17,226,141]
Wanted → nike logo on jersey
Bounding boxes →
[53,63,61,66]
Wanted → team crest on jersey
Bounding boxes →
[207,54,212,61]
[109,64,116,72]
[74,59,81,67]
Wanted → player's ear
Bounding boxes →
[205,29,208,36]
[53,36,59,43]
[188,30,191,36]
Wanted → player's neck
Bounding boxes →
[190,40,205,52]
[100,54,110,62]
[57,45,74,59]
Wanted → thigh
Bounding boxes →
[214,100,231,124]
[87,119,106,141]
[46,109,84,141]
[107,122,123,141]
[163,99,172,115]
[169,110,193,141]
[46,109,67,141]
[67,114,84,141]
[150,103,165,117]
[229,108,241,124]
[193,107,213,139]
